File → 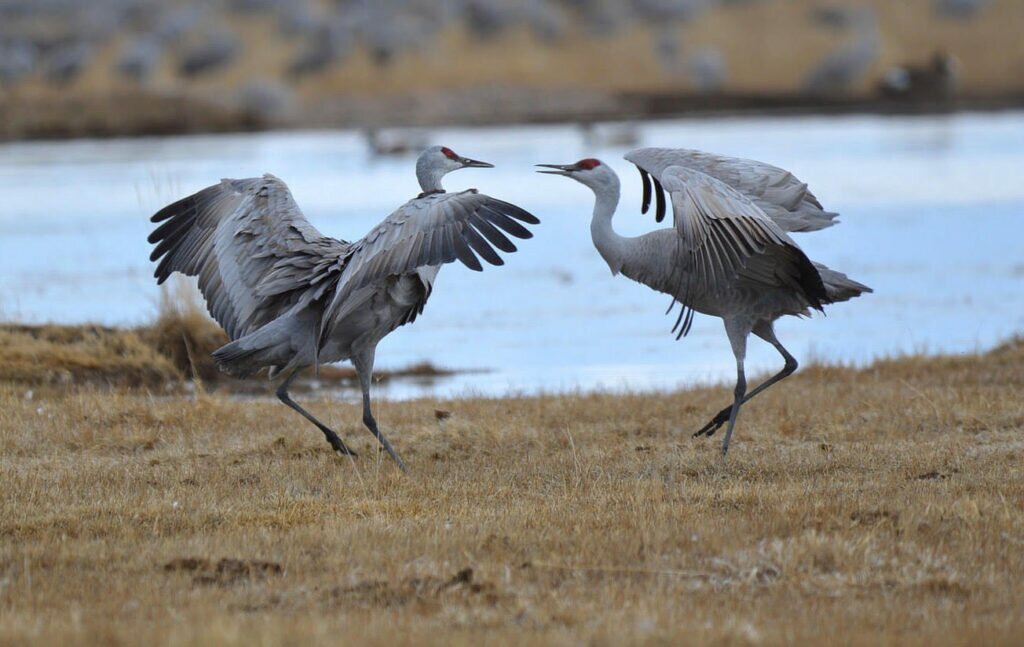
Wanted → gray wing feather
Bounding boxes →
[148,174,349,339]
[323,190,539,335]
[661,166,828,309]
[625,147,838,233]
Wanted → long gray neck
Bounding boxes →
[589,181,627,275]
[416,158,447,193]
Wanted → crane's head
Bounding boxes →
[416,145,493,193]
[536,158,618,192]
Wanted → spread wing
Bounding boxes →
[625,147,838,233]
[322,189,539,333]
[148,174,349,340]
[661,165,829,332]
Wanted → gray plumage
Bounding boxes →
[538,149,870,456]
[149,146,539,471]
[625,147,838,232]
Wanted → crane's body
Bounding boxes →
[149,146,539,471]
[539,148,870,455]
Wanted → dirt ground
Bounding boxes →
[1,338,1022,644]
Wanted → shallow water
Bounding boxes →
[1,112,1022,399]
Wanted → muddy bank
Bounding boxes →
[0,320,457,394]
[5,86,1024,143]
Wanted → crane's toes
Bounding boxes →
[692,408,731,438]
[324,433,358,457]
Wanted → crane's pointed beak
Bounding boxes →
[536,163,574,176]
[461,157,494,169]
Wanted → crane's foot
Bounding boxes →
[692,406,732,439]
[322,429,358,457]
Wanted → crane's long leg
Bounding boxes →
[276,368,357,456]
[719,323,749,456]
[694,321,797,439]
[352,348,409,473]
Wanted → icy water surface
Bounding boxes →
[1,112,1022,398]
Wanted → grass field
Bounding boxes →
[1,338,1022,644]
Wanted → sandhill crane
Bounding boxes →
[689,47,727,94]
[803,6,879,95]
[934,0,990,20]
[116,36,162,83]
[538,149,871,455]
[879,51,960,100]
[178,29,239,78]
[149,146,539,471]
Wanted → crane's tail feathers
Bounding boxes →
[212,315,315,378]
[814,262,873,303]
[211,340,264,378]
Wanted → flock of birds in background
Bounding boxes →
[148,145,870,470]
[0,0,986,101]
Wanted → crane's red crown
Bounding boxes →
[440,146,459,161]
[576,158,601,170]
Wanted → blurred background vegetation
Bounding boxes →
[0,0,1021,138]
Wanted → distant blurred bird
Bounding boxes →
[287,22,352,78]
[934,0,990,19]
[46,41,93,85]
[632,0,713,22]
[154,6,205,44]
[238,79,296,124]
[804,6,880,94]
[116,36,162,83]
[538,149,870,455]
[464,0,518,40]
[178,30,239,77]
[523,0,567,43]
[0,40,37,87]
[567,0,633,36]
[688,46,727,93]
[580,121,641,149]
[879,51,960,100]
[364,128,432,157]
[148,146,539,471]
[653,23,684,76]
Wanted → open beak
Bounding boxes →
[535,163,575,176]
[461,157,494,169]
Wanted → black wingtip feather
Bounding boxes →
[637,166,652,215]
[653,178,667,223]
[792,248,830,311]
[452,233,483,271]
[462,225,504,266]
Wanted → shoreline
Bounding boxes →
[2,90,1023,144]
[2,319,1019,400]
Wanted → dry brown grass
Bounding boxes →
[0,284,451,393]
[0,323,179,390]
[1,339,1022,644]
